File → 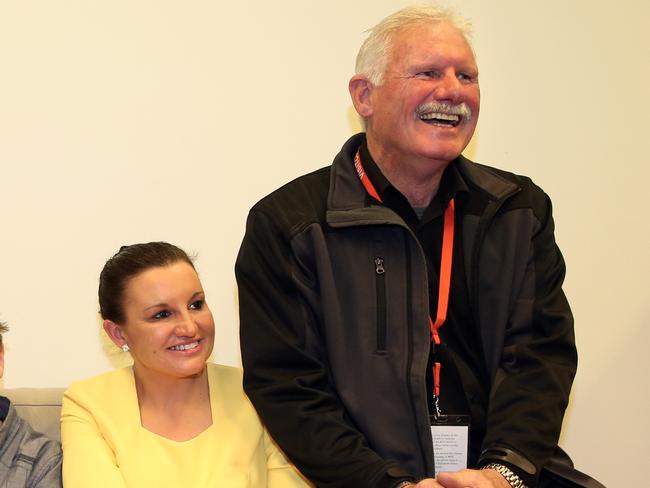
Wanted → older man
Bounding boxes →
[237,6,579,488]
[0,321,62,487]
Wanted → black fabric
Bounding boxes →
[360,140,490,466]
[237,133,577,487]
[0,396,9,422]
[538,447,606,488]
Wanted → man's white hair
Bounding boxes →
[355,4,473,86]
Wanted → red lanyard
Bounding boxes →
[354,150,455,414]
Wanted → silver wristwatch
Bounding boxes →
[481,462,528,488]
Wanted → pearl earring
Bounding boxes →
[121,344,130,353]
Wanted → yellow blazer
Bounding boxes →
[61,363,310,487]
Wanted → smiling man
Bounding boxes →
[237,5,582,488]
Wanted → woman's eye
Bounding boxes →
[152,310,172,320]
[189,300,204,311]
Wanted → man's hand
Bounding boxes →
[435,468,510,488]
[409,479,438,488]
[402,468,510,488]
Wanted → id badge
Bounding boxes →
[430,414,470,476]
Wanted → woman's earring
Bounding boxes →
[121,344,130,353]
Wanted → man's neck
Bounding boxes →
[366,138,450,208]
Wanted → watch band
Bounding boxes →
[481,462,528,488]
[393,482,415,488]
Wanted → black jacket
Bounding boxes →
[236,134,577,487]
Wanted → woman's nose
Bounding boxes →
[175,312,199,337]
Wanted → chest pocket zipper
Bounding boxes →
[374,257,387,352]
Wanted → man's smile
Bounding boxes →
[415,101,472,128]
[418,112,461,127]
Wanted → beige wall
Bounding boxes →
[1,1,647,485]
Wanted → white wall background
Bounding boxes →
[1,1,647,485]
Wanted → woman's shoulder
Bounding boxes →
[206,363,244,393]
[207,363,253,405]
[64,367,134,403]
[207,362,242,379]
[206,363,263,433]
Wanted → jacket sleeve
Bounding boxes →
[479,188,577,485]
[60,386,126,488]
[29,445,62,488]
[236,208,414,488]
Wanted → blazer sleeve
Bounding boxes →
[60,385,126,488]
[263,429,313,488]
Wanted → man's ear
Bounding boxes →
[349,74,375,119]
[0,344,5,379]
[103,320,127,349]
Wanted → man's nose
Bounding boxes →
[434,71,462,101]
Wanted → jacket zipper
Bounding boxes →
[404,238,431,474]
[374,257,387,352]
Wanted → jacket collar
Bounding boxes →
[326,133,520,227]
[454,155,520,202]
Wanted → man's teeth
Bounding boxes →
[419,112,460,124]
[169,341,199,351]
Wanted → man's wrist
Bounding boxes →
[481,463,528,488]
[479,444,537,486]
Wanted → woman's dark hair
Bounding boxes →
[98,242,195,323]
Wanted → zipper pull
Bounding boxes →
[374,257,385,275]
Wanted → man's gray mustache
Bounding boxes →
[415,102,472,121]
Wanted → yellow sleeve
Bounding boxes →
[263,428,313,488]
[60,385,126,488]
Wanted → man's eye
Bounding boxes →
[457,72,476,83]
[152,310,172,320]
[189,300,204,311]
[416,70,440,79]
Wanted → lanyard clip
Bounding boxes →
[431,361,442,420]
[432,394,442,421]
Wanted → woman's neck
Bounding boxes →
[134,365,207,406]
[133,365,212,441]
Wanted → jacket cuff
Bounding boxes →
[371,465,415,488]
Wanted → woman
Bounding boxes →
[61,242,310,487]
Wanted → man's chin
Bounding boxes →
[414,143,467,164]
[417,125,475,156]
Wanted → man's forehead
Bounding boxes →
[389,22,476,66]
